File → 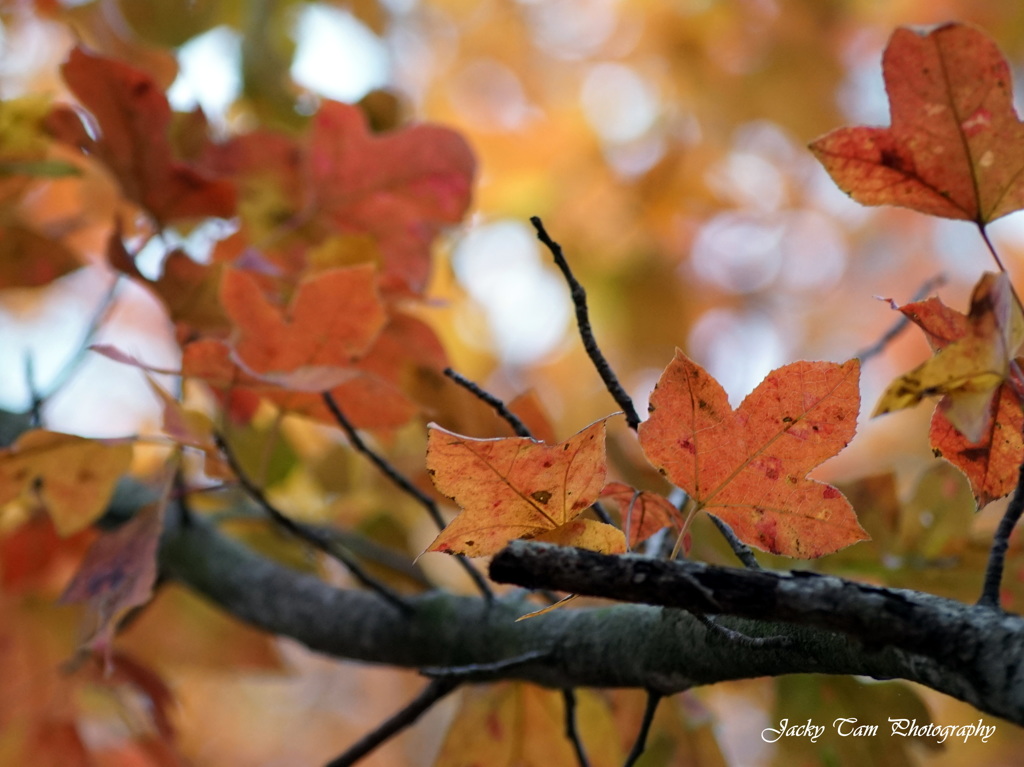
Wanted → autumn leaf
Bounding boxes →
[638,351,865,558]
[0,431,133,536]
[60,500,165,666]
[810,23,1024,224]
[875,272,1024,443]
[221,264,386,390]
[876,272,1024,506]
[307,101,476,295]
[48,46,235,225]
[426,419,622,557]
[599,482,683,547]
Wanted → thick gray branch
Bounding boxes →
[160,515,1024,724]
[491,542,1024,723]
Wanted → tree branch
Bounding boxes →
[158,514,1024,725]
[490,542,1024,723]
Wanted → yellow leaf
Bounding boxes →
[874,272,1024,442]
[0,431,133,536]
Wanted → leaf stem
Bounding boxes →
[531,217,641,430]
[979,224,1024,317]
[670,498,700,558]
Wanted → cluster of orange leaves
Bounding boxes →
[424,22,1024,563]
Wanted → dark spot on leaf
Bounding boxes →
[959,447,989,462]
[782,416,793,423]
[823,486,840,500]
[932,448,943,458]
[532,490,552,504]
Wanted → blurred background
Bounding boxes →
[3,0,1024,764]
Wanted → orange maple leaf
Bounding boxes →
[48,46,235,225]
[638,351,866,558]
[179,311,441,430]
[425,419,623,557]
[874,272,1024,443]
[880,272,1024,506]
[306,102,476,295]
[221,264,386,390]
[810,23,1024,225]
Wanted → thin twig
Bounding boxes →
[693,612,792,649]
[708,515,762,570]
[214,432,413,614]
[979,457,1024,609]
[420,649,551,680]
[562,689,591,767]
[854,274,947,363]
[530,217,641,430]
[38,274,122,410]
[444,367,532,437]
[321,392,494,601]
[323,678,460,767]
[623,691,662,767]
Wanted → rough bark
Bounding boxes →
[159,512,1024,725]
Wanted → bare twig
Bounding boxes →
[321,392,494,600]
[39,274,123,409]
[420,649,551,681]
[693,612,792,649]
[530,217,641,431]
[979,456,1024,609]
[214,432,413,614]
[323,678,460,767]
[623,691,662,767]
[708,515,762,570]
[854,274,947,363]
[444,367,532,438]
[562,689,591,767]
